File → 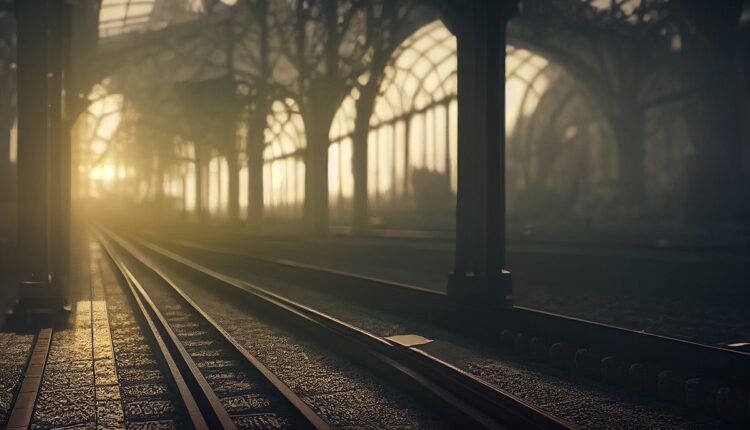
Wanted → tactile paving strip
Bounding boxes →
[6,328,52,430]
[91,252,127,427]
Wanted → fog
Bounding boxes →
[1,0,749,345]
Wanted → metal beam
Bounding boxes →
[448,0,517,307]
[16,0,51,281]
[48,0,65,281]
[11,0,67,318]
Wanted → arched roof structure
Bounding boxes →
[262,98,306,218]
[505,47,551,135]
[97,0,217,39]
[372,21,456,127]
[85,86,125,153]
[367,20,573,139]
[264,98,306,161]
[75,0,722,226]
[99,0,159,38]
[329,91,356,142]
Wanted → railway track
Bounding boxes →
[131,231,750,425]
[96,229,330,430]
[97,226,575,430]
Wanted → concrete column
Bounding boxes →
[447,0,518,307]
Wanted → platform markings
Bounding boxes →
[6,327,52,430]
[91,247,126,427]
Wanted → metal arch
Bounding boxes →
[264,97,307,163]
[506,34,626,140]
[98,0,158,38]
[372,20,457,127]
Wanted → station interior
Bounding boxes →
[0,0,749,428]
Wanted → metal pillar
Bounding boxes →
[17,0,50,280]
[60,2,74,290]
[447,0,517,307]
[682,0,746,224]
[14,0,65,315]
[48,0,65,282]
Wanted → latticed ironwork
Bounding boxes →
[263,97,306,219]
[12,0,740,233]
[99,0,157,37]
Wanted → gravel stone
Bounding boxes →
[96,384,122,401]
[124,399,178,420]
[96,237,186,427]
[232,413,291,429]
[180,339,218,348]
[202,376,256,395]
[150,258,450,430]
[121,383,170,399]
[113,335,151,355]
[94,360,119,385]
[125,419,184,430]
[159,239,739,430]
[42,369,94,390]
[188,349,222,359]
[0,337,33,427]
[116,352,158,368]
[97,399,126,427]
[222,393,272,413]
[118,367,165,383]
[195,358,240,369]
[46,359,93,372]
[33,387,96,427]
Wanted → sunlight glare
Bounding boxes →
[90,164,116,182]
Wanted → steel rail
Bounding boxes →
[97,230,236,430]
[103,226,575,430]
[97,228,330,430]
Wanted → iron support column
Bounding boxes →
[48,0,65,281]
[16,0,51,280]
[447,0,517,307]
[14,0,65,315]
[60,2,74,286]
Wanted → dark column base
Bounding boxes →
[5,278,69,327]
[447,270,513,308]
